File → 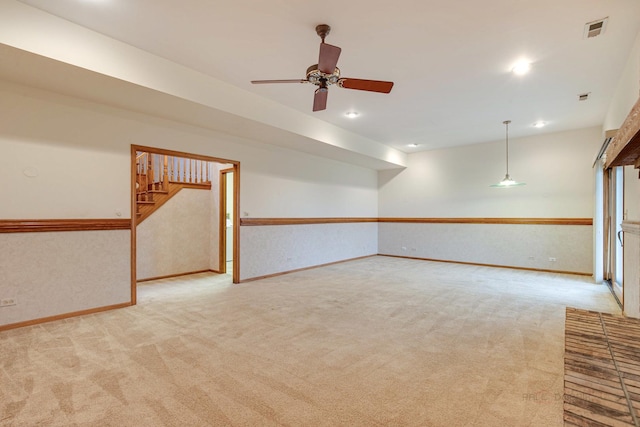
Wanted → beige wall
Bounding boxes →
[0,230,130,326]
[379,127,601,218]
[378,223,592,274]
[136,189,214,281]
[0,79,379,326]
[377,127,601,274]
[240,223,378,279]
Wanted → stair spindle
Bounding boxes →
[147,155,154,190]
[163,155,169,191]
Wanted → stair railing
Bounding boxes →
[136,152,212,193]
[167,156,210,184]
[135,152,213,220]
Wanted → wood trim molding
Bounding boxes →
[233,165,240,284]
[1,217,589,232]
[131,145,137,305]
[239,255,375,282]
[378,217,592,225]
[0,218,131,233]
[219,169,227,274]
[0,302,132,332]
[174,182,212,190]
[241,217,378,226]
[240,217,592,226]
[239,253,592,283]
[605,96,640,168]
[133,144,239,166]
[379,254,592,277]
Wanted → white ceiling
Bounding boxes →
[12,0,640,153]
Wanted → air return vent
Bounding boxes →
[584,17,608,39]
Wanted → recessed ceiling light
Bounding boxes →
[408,143,419,148]
[512,60,531,75]
[533,121,546,128]
[345,111,359,118]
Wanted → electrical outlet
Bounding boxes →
[0,298,17,307]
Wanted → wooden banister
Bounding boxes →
[163,155,169,190]
[135,151,214,222]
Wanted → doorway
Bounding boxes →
[130,145,240,305]
[220,168,236,276]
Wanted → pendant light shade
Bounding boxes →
[490,120,525,187]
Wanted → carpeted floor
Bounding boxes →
[0,256,620,426]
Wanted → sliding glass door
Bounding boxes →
[604,166,624,304]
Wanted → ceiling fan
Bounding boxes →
[251,24,394,112]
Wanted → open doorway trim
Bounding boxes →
[130,144,241,305]
[219,167,236,276]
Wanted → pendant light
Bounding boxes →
[490,120,525,187]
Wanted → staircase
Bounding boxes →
[136,152,212,223]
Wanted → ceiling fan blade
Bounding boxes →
[338,78,394,93]
[251,79,307,84]
[313,89,328,112]
[318,43,341,74]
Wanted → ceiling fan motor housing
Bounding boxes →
[306,64,340,86]
[315,24,331,41]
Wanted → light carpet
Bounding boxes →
[0,256,620,426]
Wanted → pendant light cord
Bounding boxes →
[503,120,511,177]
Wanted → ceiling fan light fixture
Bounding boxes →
[491,120,526,188]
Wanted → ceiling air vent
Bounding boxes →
[584,17,608,39]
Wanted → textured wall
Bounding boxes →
[240,223,378,280]
[378,223,593,275]
[0,80,379,324]
[136,189,213,280]
[0,230,130,327]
